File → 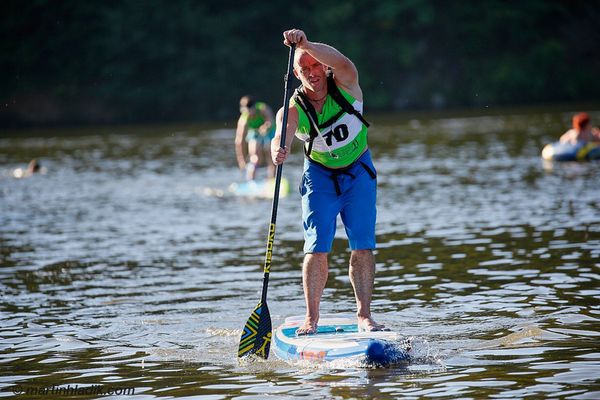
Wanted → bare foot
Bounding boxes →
[295,319,318,335]
[357,316,389,332]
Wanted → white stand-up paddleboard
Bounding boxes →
[272,315,411,366]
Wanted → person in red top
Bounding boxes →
[559,112,600,144]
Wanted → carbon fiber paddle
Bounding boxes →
[238,43,296,359]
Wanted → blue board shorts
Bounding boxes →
[246,128,275,146]
[299,149,377,254]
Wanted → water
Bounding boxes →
[1,108,599,399]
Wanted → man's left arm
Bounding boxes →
[305,42,358,87]
[259,104,275,134]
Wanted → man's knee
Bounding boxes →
[351,249,373,257]
[350,249,374,266]
[305,252,328,261]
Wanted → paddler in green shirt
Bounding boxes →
[272,28,385,335]
[235,95,276,181]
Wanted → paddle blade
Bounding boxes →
[238,302,272,359]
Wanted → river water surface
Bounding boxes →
[1,108,599,399]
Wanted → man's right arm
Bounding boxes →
[271,105,299,165]
[235,117,248,169]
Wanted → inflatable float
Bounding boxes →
[541,141,600,161]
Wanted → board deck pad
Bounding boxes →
[273,315,411,366]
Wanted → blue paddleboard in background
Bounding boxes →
[229,177,290,199]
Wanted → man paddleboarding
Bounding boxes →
[272,29,385,335]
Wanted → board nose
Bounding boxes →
[366,339,410,366]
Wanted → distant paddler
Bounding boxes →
[235,96,276,181]
[12,159,46,179]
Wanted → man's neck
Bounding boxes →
[303,87,327,103]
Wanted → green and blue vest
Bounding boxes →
[293,74,369,168]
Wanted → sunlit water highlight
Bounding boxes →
[1,109,599,398]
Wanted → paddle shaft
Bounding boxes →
[260,43,296,304]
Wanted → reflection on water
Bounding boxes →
[1,109,599,398]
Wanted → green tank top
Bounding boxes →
[293,87,368,168]
[241,102,269,132]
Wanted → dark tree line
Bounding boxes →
[1,0,599,128]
